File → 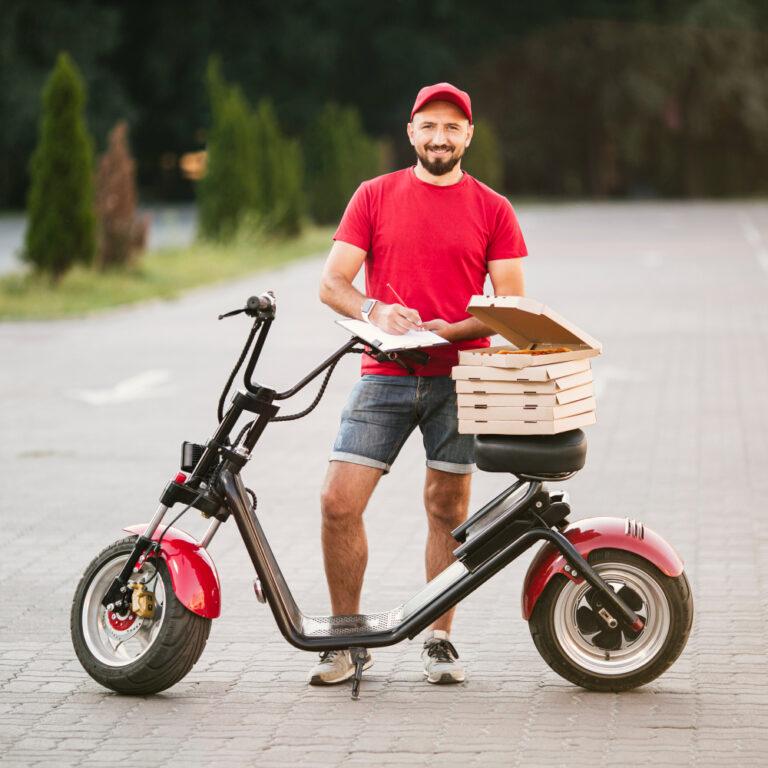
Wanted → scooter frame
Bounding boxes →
[100,294,679,697]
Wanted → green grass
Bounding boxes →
[0,226,334,320]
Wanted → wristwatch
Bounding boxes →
[361,298,378,324]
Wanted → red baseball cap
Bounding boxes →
[411,82,472,124]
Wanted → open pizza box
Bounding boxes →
[457,296,601,369]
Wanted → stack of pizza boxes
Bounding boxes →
[452,296,600,435]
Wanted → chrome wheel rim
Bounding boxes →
[553,561,670,677]
[81,553,166,668]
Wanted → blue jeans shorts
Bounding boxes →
[331,374,476,474]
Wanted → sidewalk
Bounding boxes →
[1,202,767,767]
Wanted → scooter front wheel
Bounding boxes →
[529,548,693,691]
[71,536,212,694]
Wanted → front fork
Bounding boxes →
[101,503,170,610]
[101,498,223,609]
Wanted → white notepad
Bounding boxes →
[336,318,450,352]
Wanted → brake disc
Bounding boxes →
[103,606,144,642]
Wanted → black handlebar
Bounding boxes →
[219,291,276,321]
[220,291,431,414]
[246,292,276,318]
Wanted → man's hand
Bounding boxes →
[370,302,423,334]
[422,318,452,339]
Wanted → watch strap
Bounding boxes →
[361,298,378,323]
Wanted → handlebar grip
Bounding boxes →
[246,292,276,317]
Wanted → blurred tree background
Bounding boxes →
[24,52,96,279]
[3,0,768,212]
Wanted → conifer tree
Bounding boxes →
[24,52,96,280]
[304,103,383,224]
[252,99,304,236]
[198,60,304,240]
[463,118,504,192]
[198,59,260,240]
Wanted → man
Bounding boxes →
[311,83,527,686]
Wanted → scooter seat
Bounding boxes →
[474,429,587,476]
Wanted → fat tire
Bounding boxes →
[71,536,212,695]
[529,548,693,692]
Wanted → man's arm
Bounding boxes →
[422,257,525,342]
[318,240,422,334]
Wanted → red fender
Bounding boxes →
[521,516,684,620]
[124,524,221,619]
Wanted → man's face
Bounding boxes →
[407,101,473,176]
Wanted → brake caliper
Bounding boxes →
[130,583,156,619]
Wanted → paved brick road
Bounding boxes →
[2,202,767,767]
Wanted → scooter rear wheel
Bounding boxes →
[529,548,693,691]
[71,536,211,695]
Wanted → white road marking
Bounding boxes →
[739,212,768,273]
[70,370,171,405]
[741,220,761,247]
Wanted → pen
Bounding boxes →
[386,283,423,329]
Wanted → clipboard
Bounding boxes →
[336,318,450,352]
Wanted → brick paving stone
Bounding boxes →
[2,203,768,766]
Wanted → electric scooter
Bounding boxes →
[70,292,693,699]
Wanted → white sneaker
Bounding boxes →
[308,649,373,685]
[421,630,465,684]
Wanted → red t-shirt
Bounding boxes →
[334,167,527,376]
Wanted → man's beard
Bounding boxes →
[415,143,465,176]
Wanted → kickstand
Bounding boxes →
[349,647,367,700]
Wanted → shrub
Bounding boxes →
[198,60,304,240]
[304,103,385,224]
[197,60,260,240]
[95,120,150,269]
[463,118,504,192]
[252,99,304,236]
[24,52,96,280]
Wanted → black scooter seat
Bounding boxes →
[474,429,587,476]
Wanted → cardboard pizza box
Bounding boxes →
[457,396,596,422]
[454,368,593,395]
[458,296,601,368]
[456,383,594,408]
[458,410,597,435]
[452,357,590,383]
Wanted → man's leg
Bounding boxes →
[418,375,475,684]
[310,375,415,686]
[309,460,382,685]
[320,460,383,615]
[423,467,472,633]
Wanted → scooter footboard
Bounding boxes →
[521,516,684,620]
[124,524,221,619]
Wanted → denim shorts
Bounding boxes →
[331,375,476,474]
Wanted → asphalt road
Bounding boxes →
[1,201,767,767]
